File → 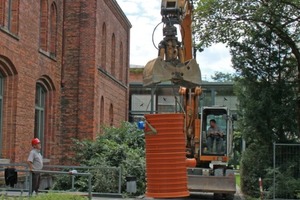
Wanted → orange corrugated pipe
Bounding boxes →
[144,113,189,198]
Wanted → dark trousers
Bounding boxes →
[31,172,40,193]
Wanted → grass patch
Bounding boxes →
[0,193,88,200]
[236,173,241,187]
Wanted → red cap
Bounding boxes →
[31,138,40,145]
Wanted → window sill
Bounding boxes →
[0,159,10,164]
[0,26,19,40]
[43,158,50,164]
[39,49,57,62]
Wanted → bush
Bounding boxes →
[240,143,272,197]
[265,165,300,199]
[53,122,146,195]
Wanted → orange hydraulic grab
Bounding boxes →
[143,0,201,88]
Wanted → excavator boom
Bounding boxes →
[142,1,236,199]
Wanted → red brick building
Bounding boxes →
[0,0,131,164]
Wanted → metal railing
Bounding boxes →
[43,165,122,196]
[0,163,122,199]
[23,169,92,199]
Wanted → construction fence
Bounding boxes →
[272,143,300,200]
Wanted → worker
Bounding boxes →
[206,119,224,153]
[27,138,43,195]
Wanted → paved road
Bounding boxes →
[2,186,244,200]
[141,193,241,200]
[98,193,241,200]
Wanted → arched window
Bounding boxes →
[119,42,123,82]
[0,0,19,34]
[101,23,106,70]
[35,84,46,153]
[49,2,57,57]
[39,0,48,51]
[35,76,55,157]
[0,55,17,159]
[109,103,113,126]
[111,34,116,76]
[100,96,104,125]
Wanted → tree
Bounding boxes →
[211,71,235,82]
[232,27,298,196]
[194,0,300,135]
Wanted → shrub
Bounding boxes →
[53,122,146,195]
[240,143,272,197]
[265,165,300,199]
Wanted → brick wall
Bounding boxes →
[61,0,131,162]
[0,0,130,164]
[0,0,63,163]
[129,69,144,83]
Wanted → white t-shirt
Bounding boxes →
[27,149,43,170]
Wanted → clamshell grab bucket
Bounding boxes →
[143,57,201,88]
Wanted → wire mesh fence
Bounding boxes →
[273,143,300,200]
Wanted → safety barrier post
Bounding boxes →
[88,173,92,200]
[273,142,275,200]
[71,168,75,191]
[118,167,122,194]
[28,172,32,197]
[259,177,263,200]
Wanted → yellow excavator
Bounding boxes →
[143,0,236,199]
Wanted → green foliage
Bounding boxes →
[234,29,298,195]
[235,174,241,187]
[228,131,242,168]
[265,166,300,199]
[211,72,236,82]
[240,143,272,197]
[129,68,144,74]
[194,0,300,52]
[194,0,300,136]
[226,11,298,196]
[53,122,146,195]
[0,193,87,200]
[31,193,87,200]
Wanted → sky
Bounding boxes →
[116,0,235,81]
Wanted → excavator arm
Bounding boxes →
[143,0,201,88]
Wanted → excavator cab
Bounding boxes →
[200,107,233,158]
